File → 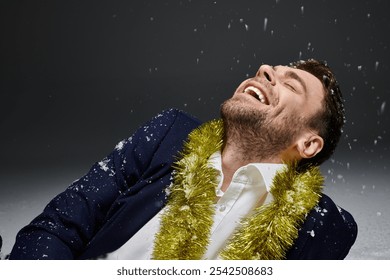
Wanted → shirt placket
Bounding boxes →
[210,172,248,234]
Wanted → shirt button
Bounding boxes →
[219,204,226,212]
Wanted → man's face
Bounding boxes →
[231,64,324,123]
[221,64,325,161]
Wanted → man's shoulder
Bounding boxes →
[317,194,357,228]
[309,193,357,241]
[286,193,358,259]
[129,108,202,156]
[147,108,202,129]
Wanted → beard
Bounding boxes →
[220,97,306,162]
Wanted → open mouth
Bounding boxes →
[244,86,270,105]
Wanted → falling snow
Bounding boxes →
[380,101,386,114]
[264,18,268,31]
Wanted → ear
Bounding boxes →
[296,133,324,159]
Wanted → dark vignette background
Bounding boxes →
[0,0,389,258]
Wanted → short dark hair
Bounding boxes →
[290,59,345,169]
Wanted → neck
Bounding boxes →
[220,140,282,192]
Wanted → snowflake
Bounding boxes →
[115,140,126,151]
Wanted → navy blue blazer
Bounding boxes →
[10,109,357,260]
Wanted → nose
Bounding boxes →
[256,65,276,86]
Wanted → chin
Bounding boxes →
[221,99,265,129]
[221,96,262,119]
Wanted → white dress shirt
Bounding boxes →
[106,151,285,259]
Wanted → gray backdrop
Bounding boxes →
[1,0,389,259]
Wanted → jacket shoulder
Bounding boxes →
[150,108,201,126]
[286,193,358,259]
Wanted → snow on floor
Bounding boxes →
[323,168,390,260]
[0,168,82,258]
[1,163,389,259]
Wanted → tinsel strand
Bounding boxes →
[152,119,224,259]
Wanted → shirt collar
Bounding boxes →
[208,151,286,192]
[248,163,286,192]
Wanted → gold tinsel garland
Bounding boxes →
[152,119,324,260]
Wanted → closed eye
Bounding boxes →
[285,83,296,92]
[283,70,307,94]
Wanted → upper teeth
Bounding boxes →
[244,86,266,104]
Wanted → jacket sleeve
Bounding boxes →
[9,108,198,259]
[286,194,358,260]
